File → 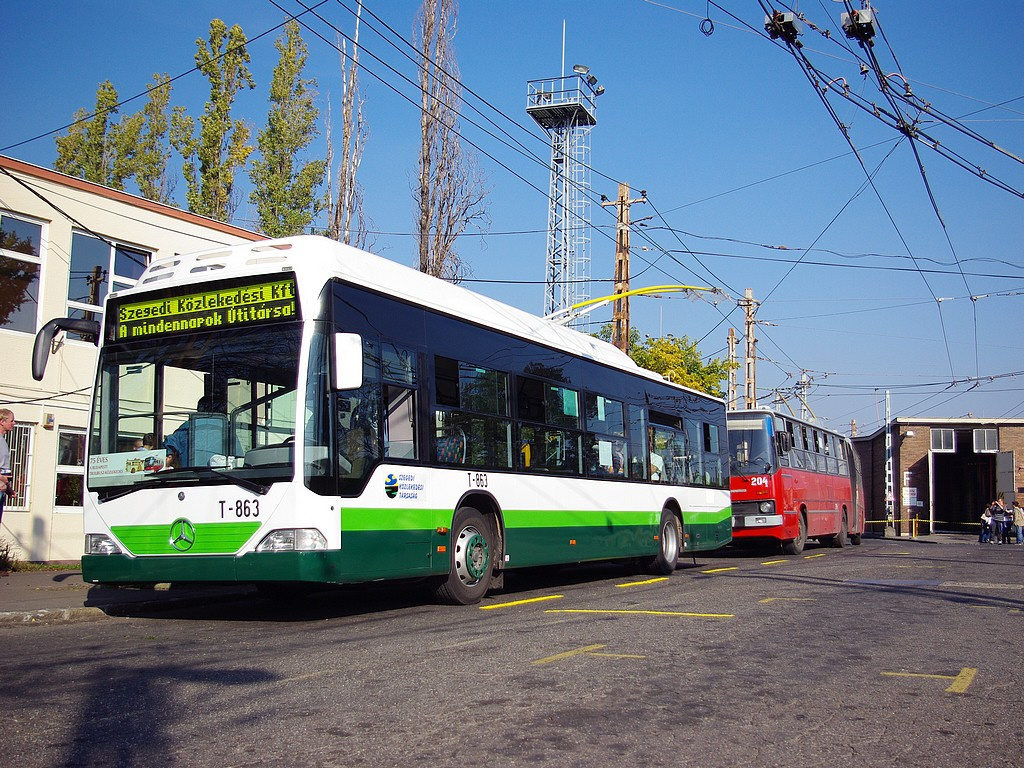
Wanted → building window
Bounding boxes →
[67,231,149,340]
[930,428,954,452]
[54,429,86,511]
[0,212,43,334]
[4,422,33,510]
[973,428,998,453]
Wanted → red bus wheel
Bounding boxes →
[782,514,807,555]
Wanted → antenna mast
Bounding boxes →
[527,63,602,328]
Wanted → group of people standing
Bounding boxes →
[980,498,1024,544]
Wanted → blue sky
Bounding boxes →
[3,1,1022,436]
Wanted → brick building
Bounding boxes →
[852,418,1024,537]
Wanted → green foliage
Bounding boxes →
[171,19,255,222]
[595,323,734,398]
[54,75,173,200]
[54,80,121,186]
[135,74,174,204]
[249,20,326,237]
[0,537,16,572]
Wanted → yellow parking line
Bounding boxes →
[616,577,669,588]
[761,559,788,566]
[881,667,977,694]
[804,553,827,559]
[546,608,733,618]
[533,644,606,665]
[701,566,739,574]
[479,594,564,610]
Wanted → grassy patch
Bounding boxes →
[0,537,15,572]
[12,560,82,572]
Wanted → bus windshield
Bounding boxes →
[88,324,304,499]
[727,414,775,476]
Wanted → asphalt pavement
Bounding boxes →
[0,532,978,625]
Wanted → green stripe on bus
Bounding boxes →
[112,522,261,555]
[342,506,731,531]
[342,507,439,531]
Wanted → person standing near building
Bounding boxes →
[0,408,14,527]
[1013,502,1024,545]
[991,499,1009,544]
[980,505,994,544]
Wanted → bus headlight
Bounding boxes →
[256,528,328,552]
[85,534,123,555]
[758,500,775,514]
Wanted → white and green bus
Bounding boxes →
[33,236,731,604]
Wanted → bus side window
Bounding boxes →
[516,376,582,475]
[433,356,512,469]
[384,385,417,460]
[381,343,418,461]
[776,417,791,468]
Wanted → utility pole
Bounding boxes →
[740,288,759,408]
[727,327,737,410]
[798,371,811,421]
[83,265,105,343]
[601,182,645,353]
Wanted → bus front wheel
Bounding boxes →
[434,507,495,605]
[647,509,681,575]
[781,514,807,555]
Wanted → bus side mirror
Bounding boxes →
[334,333,364,390]
[32,317,101,381]
[776,431,792,453]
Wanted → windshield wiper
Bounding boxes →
[195,466,270,496]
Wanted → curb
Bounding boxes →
[0,588,256,626]
[0,606,107,626]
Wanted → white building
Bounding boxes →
[0,155,262,562]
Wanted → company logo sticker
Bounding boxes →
[384,474,399,499]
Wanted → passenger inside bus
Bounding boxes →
[164,396,214,468]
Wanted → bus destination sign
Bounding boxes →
[113,276,298,340]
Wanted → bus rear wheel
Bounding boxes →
[434,507,495,605]
[647,509,681,575]
[781,514,807,555]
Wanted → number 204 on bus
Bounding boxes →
[33,236,732,604]
[727,409,865,554]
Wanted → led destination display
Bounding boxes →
[112,276,299,340]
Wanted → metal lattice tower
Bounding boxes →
[527,71,600,327]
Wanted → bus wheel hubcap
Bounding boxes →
[455,526,489,584]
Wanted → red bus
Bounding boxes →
[727,409,865,553]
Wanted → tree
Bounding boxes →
[414,0,488,280]
[597,324,734,398]
[54,80,122,187]
[250,20,326,238]
[54,74,173,201]
[171,19,255,222]
[326,4,371,249]
[135,74,175,204]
